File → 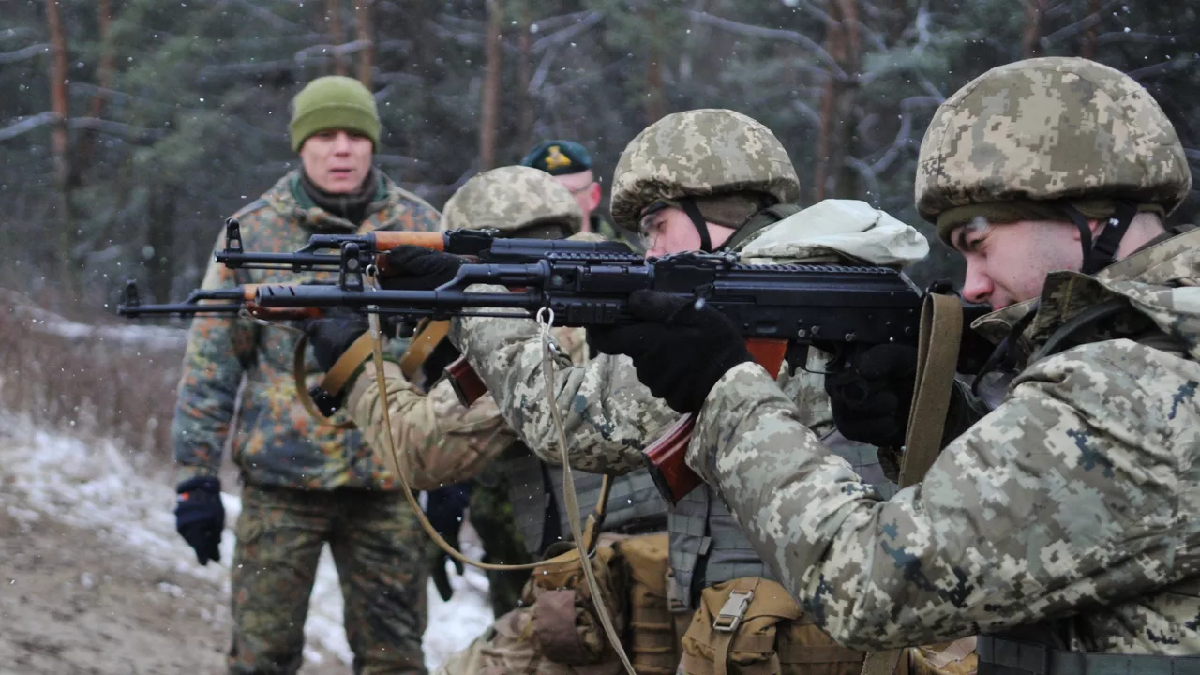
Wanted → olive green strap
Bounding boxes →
[862,293,963,675]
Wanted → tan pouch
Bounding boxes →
[680,577,865,675]
[528,543,628,666]
[907,638,977,675]
[617,533,680,675]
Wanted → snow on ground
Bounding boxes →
[0,412,493,670]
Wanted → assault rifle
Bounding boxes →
[115,279,323,321]
[215,218,634,275]
[248,247,990,501]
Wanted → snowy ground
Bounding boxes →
[0,411,493,672]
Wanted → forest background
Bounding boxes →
[3,0,1199,310]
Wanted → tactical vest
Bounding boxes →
[667,430,895,610]
[668,487,775,608]
[500,442,668,557]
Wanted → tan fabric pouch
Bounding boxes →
[680,577,865,675]
[528,543,628,666]
[617,533,680,675]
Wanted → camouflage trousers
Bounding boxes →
[230,483,428,675]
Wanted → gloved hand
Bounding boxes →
[302,309,369,372]
[424,482,472,601]
[587,290,752,414]
[823,344,918,448]
[380,246,464,291]
[174,476,224,565]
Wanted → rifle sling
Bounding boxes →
[292,331,375,429]
[898,292,963,488]
[398,319,451,380]
[862,292,962,675]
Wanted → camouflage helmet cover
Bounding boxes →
[610,109,802,232]
[441,165,584,233]
[915,57,1191,227]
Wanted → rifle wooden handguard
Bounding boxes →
[446,355,489,407]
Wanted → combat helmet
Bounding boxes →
[915,56,1191,273]
[442,165,584,238]
[611,109,801,251]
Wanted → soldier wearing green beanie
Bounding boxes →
[171,74,439,674]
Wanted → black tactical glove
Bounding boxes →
[380,246,464,291]
[587,290,753,414]
[174,476,224,565]
[303,309,369,372]
[424,482,472,601]
[823,343,918,448]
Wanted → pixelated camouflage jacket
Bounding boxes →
[345,325,587,491]
[172,169,440,489]
[688,228,1200,653]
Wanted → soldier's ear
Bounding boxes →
[588,183,602,210]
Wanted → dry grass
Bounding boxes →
[0,289,185,465]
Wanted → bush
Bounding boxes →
[0,289,185,463]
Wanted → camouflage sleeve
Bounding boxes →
[449,299,680,475]
[170,231,259,484]
[688,339,1200,650]
[345,360,515,490]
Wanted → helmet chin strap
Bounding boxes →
[679,198,714,252]
[1064,201,1138,275]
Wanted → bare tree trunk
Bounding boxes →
[479,0,504,170]
[644,10,666,126]
[1023,0,1047,58]
[45,0,71,190]
[1081,0,1100,59]
[813,0,845,202]
[324,0,348,76]
[45,0,76,293]
[70,0,115,188]
[516,3,534,151]
[354,0,374,87]
[834,0,861,200]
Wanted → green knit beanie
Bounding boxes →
[290,76,381,152]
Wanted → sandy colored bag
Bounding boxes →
[617,533,681,675]
[680,577,865,675]
[528,543,628,666]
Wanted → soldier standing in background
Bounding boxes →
[171,75,439,675]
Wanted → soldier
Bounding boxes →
[171,75,439,674]
[519,139,636,247]
[385,110,970,674]
[587,57,1200,670]
[301,165,673,674]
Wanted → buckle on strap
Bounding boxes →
[712,590,754,633]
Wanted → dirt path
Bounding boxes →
[0,499,347,675]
